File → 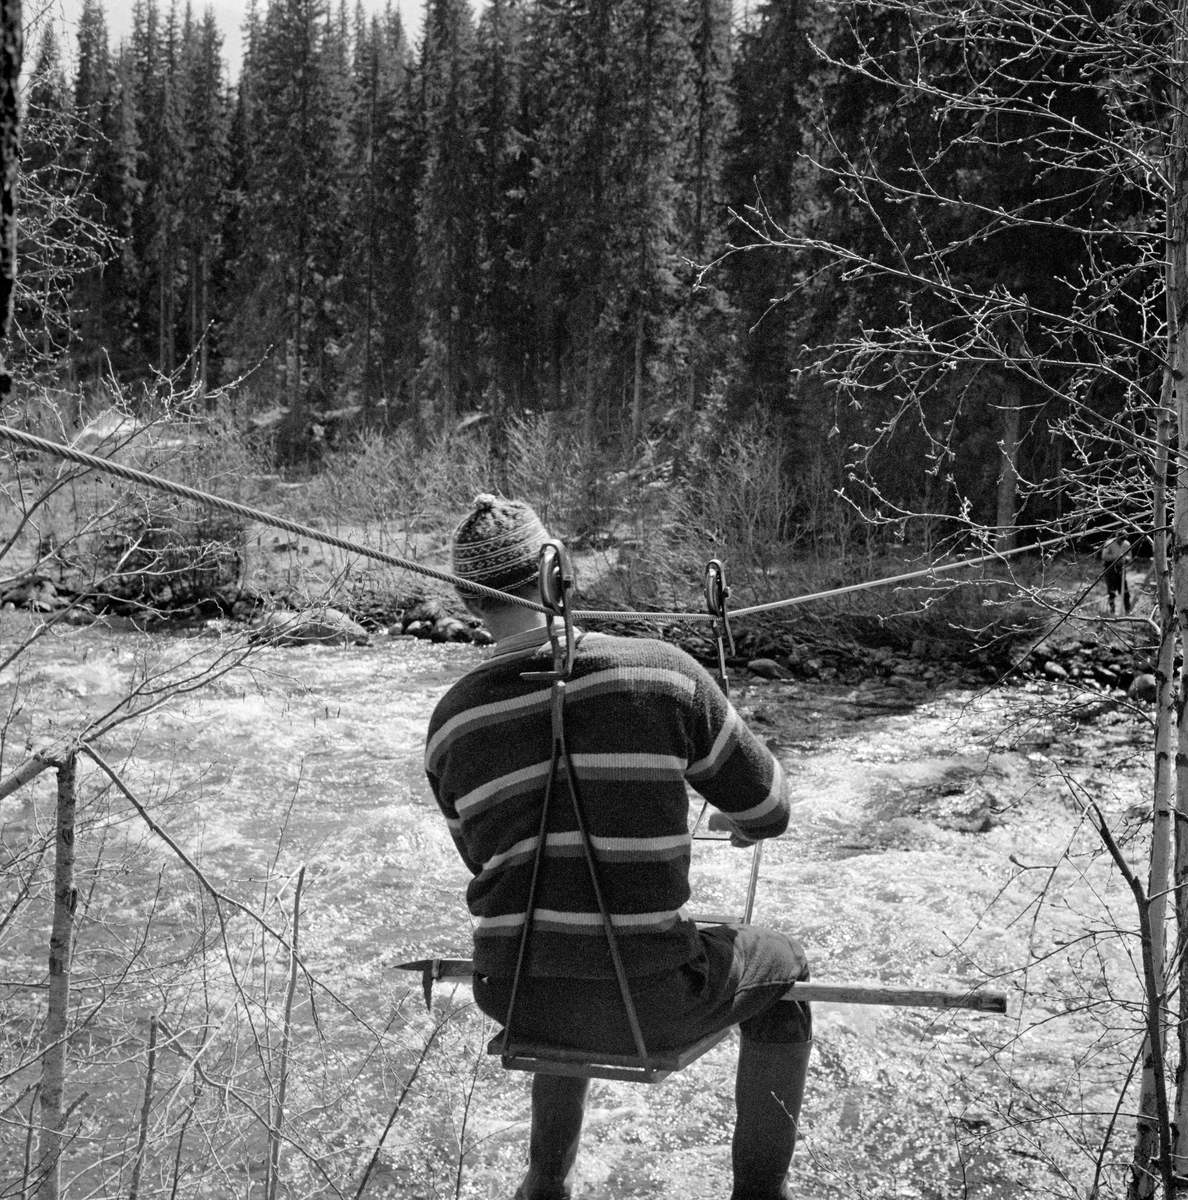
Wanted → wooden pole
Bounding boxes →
[396,960,1008,1013]
[36,754,77,1200]
[779,983,1006,1013]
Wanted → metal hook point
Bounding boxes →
[703,559,735,694]
[534,540,576,680]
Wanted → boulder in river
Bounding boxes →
[401,599,448,632]
[747,657,792,680]
[431,616,472,643]
[1128,673,1157,703]
[253,607,370,647]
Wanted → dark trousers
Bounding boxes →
[474,923,812,1052]
[1104,559,1130,614]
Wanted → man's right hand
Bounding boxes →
[707,811,758,848]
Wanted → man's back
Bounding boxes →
[425,631,789,979]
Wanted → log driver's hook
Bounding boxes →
[522,539,576,683]
[704,558,735,696]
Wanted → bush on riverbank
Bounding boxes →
[0,386,1094,667]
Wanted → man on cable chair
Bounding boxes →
[424,493,812,1200]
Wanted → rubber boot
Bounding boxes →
[512,1074,589,1200]
[730,1037,812,1200]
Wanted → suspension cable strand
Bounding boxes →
[0,424,547,613]
[574,531,1080,622]
[726,531,1075,620]
[0,423,1101,626]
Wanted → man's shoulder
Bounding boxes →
[573,633,711,694]
[427,659,509,735]
[576,631,701,670]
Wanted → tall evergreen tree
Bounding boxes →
[416,0,481,429]
[122,0,188,378]
[611,0,694,441]
[231,0,351,456]
[348,6,413,418]
[673,0,734,420]
[474,0,530,418]
[71,0,140,380]
[370,9,421,417]
[723,0,821,420]
[523,0,618,423]
[178,7,231,393]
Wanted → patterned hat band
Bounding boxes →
[451,493,550,594]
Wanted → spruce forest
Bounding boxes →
[23,0,1133,538]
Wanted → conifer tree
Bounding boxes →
[613,0,693,441]
[238,0,350,457]
[178,7,230,393]
[523,0,618,423]
[675,0,733,418]
[71,0,138,380]
[369,9,420,417]
[222,0,267,385]
[723,0,821,420]
[474,0,530,417]
[416,0,481,430]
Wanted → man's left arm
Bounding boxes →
[684,665,790,843]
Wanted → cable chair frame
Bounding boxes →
[488,543,756,1083]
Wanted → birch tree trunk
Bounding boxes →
[1133,379,1178,1199]
[0,0,20,403]
[36,755,77,1200]
[1170,6,1188,1187]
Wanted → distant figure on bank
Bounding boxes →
[1100,536,1131,615]
[425,493,812,1200]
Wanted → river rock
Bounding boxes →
[1128,673,1157,703]
[431,617,472,643]
[1,575,66,611]
[253,607,370,647]
[401,599,448,632]
[747,657,792,680]
[1042,661,1069,679]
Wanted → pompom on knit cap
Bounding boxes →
[451,493,550,595]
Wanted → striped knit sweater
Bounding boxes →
[425,629,790,979]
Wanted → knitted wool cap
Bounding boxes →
[451,493,550,594]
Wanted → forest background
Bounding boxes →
[17,0,1098,550]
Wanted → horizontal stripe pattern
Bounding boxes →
[425,632,790,979]
[477,831,691,879]
[426,663,697,774]
[686,707,741,782]
[455,761,553,818]
[476,908,685,936]
[728,761,787,832]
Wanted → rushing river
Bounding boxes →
[0,618,1151,1198]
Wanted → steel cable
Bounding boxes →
[0,423,1079,627]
